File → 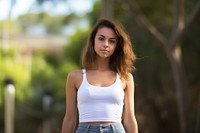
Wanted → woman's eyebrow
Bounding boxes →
[98,34,117,40]
[98,34,105,38]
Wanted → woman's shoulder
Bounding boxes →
[67,69,83,89]
[67,69,82,79]
[120,73,134,89]
[120,72,134,82]
[127,73,134,81]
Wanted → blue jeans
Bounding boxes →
[75,123,126,133]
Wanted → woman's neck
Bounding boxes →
[93,57,110,71]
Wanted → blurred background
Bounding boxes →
[0,0,200,133]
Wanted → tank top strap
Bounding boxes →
[115,73,123,89]
[82,68,86,79]
[116,73,120,79]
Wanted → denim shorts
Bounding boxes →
[75,123,126,133]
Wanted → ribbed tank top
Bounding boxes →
[77,68,125,123]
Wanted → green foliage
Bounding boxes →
[16,50,79,133]
[18,13,78,35]
[0,46,31,103]
[0,41,80,132]
[64,29,89,66]
[31,50,79,98]
[86,0,101,26]
[0,20,21,34]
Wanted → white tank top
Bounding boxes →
[77,68,125,123]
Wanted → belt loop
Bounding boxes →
[86,124,90,132]
[111,124,115,133]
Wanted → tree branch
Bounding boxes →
[123,0,168,48]
[170,0,184,46]
[170,0,200,49]
[174,0,184,32]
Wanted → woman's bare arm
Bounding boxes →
[122,73,138,133]
[62,71,79,133]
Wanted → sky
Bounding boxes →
[0,0,94,20]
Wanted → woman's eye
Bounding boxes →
[98,37,104,41]
[109,40,116,44]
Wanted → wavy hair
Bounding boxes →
[82,19,136,79]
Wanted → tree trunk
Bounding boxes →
[100,0,114,20]
[165,45,189,133]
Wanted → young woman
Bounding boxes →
[61,19,138,133]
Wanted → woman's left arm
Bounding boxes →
[122,73,138,133]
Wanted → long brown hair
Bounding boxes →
[82,19,136,79]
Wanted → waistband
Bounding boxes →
[77,123,123,129]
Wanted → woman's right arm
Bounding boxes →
[62,71,78,133]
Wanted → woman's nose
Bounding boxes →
[103,40,109,47]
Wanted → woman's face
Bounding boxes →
[94,27,117,59]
